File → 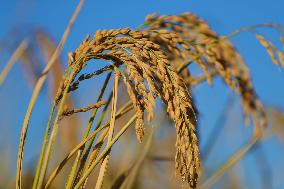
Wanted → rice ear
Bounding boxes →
[256,34,279,65]
[69,28,200,187]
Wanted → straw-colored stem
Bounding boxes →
[65,72,112,188]
[44,124,108,189]
[86,102,132,170]
[44,102,133,189]
[71,95,113,187]
[0,39,29,86]
[72,77,121,186]
[225,23,284,39]
[37,69,78,189]
[32,59,79,189]
[32,104,56,189]
[15,1,84,188]
[88,130,109,168]
[80,130,108,189]
[95,73,119,189]
[74,115,137,189]
[79,102,133,188]
[83,72,112,138]
[33,58,79,189]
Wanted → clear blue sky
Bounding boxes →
[1,0,284,188]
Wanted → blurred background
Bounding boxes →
[0,0,284,188]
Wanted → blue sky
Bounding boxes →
[1,0,284,188]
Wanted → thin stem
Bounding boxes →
[84,72,112,143]
[0,39,28,86]
[44,125,108,189]
[72,94,113,187]
[79,102,133,188]
[80,130,108,189]
[32,61,79,189]
[44,102,133,189]
[37,68,79,189]
[148,155,174,161]
[74,115,137,189]
[71,74,122,186]
[16,1,84,188]
[32,104,56,189]
[225,23,284,39]
[66,72,112,188]
[95,73,119,189]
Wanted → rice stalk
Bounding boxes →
[36,31,65,99]
[32,61,81,189]
[31,56,84,189]
[0,39,29,86]
[80,130,108,189]
[44,101,133,189]
[44,123,108,189]
[73,115,137,189]
[79,102,133,188]
[94,73,119,189]
[67,72,113,188]
[17,46,42,86]
[36,64,80,189]
[32,104,57,189]
[36,31,83,164]
[16,1,85,188]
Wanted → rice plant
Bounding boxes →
[1,1,284,189]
